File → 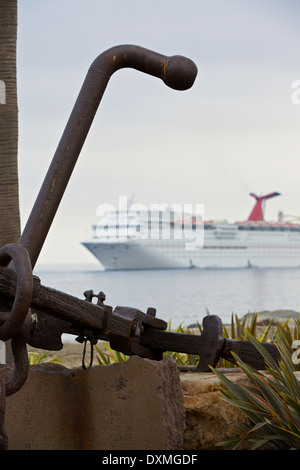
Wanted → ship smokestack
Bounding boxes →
[247,192,280,222]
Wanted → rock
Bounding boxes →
[243,310,300,326]
[180,369,300,450]
[180,370,252,450]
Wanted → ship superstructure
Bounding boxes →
[82,192,300,270]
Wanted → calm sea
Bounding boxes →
[34,264,300,331]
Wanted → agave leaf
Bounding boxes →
[230,313,235,339]
[278,357,298,389]
[227,352,293,425]
[245,332,281,372]
[263,368,298,404]
[222,396,269,419]
[248,313,257,338]
[235,314,241,338]
[272,425,300,448]
[36,352,51,363]
[114,349,128,363]
[238,380,286,421]
[94,346,111,365]
[205,306,211,316]
[276,348,300,398]
[195,320,203,334]
[218,421,273,450]
[211,368,267,425]
[240,314,248,335]
[213,323,300,450]
[260,319,274,342]
[293,319,300,340]
[250,434,291,450]
[280,393,300,415]
[229,351,267,382]
[212,367,255,403]
[285,417,300,436]
[28,351,62,365]
[222,322,229,339]
[216,436,248,450]
[28,352,36,365]
[251,438,270,450]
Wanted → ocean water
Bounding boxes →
[34,264,300,330]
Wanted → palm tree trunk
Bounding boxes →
[0,0,20,365]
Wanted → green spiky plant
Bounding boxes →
[212,318,300,450]
[28,351,62,365]
[94,344,129,365]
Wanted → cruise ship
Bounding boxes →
[82,192,300,270]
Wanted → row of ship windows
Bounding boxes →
[99,225,300,232]
[159,252,299,258]
[204,225,300,232]
[103,244,300,251]
[99,224,198,232]
[101,246,300,259]
[197,252,298,258]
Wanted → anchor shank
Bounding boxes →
[140,328,204,356]
[19,45,197,268]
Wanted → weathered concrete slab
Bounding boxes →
[5,356,185,450]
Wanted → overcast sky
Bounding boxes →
[16,0,300,266]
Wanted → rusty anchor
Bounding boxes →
[0,44,199,449]
[0,42,280,376]
[0,44,281,449]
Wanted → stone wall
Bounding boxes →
[181,368,300,450]
[181,369,254,450]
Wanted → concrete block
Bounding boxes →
[5,356,185,450]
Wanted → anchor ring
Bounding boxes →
[0,243,33,342]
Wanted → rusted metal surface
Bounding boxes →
[0,243,32,342]
[140,314,281,371]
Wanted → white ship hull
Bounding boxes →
[82,192,300,270]
[82,228,300,270]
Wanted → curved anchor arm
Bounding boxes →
[20,44,198,268]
